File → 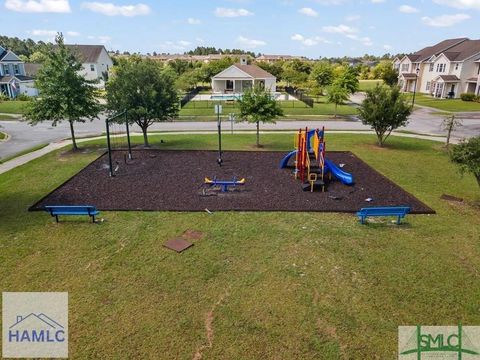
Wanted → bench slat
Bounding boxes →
[44,205,99,223]
[357,206,410,225]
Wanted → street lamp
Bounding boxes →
[412,67,420,107]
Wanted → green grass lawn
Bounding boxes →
[0,100,30,114]
[404,93,480,112]
[180,98,358,118]
[359,80,383,91]
[0,134,479,359]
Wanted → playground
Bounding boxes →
[1,132,479,359]
[31,148,433,213]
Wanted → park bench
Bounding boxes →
[44,205,99,223]
[356,206,411,225]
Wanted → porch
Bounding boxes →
[211,79,265,94]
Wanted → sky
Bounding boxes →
[1,0,480,58]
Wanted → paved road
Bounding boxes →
[1,108,480,160]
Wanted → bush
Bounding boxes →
[460,93,477,102]
[0,93,10,102]
[15,93,32,101]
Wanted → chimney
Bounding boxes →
[239,56,248,66]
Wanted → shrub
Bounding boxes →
[460,93,477,102]
[0,93,10,102]
[15,93,32,101]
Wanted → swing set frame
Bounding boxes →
[105,110,133,177]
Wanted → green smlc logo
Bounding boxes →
[400,325,480,359]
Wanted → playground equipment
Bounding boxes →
[280,127,354,191]
[105,110,133,177]
[204,177,246,192]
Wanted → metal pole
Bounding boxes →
[217,111,222,166]
[125,110,132,160]
[412,71,418,107]
[106,118,114,177]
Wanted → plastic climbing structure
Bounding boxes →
[280,127,354,192]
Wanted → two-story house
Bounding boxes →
[64,45,113,88]
[395,38,480,98]
[0,46,37,98]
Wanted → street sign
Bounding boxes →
[214,105,223,114]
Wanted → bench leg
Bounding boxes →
[55,215,59,223]
[397,216,401,225]
[92,215,96,223]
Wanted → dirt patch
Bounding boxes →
[30,150,434,213]
[182,230,204,241]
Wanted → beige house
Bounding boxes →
[211,57,276,94]
[256,55,307,63]
[394,38,480,98]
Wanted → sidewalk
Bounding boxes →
[0,130,451,175]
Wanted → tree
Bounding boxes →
[309,62,334,95]
[106,56,178,147]
[238,86,284,147]
[326,84,349,118]
[24,33,101,151]
[334,66,359,94]
[442,115,462,149]
[358,85,411,147]
[450,136,480,188]
[373,61,399,87]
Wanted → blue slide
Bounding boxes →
[279,150,298,169]
[325,159,354,185]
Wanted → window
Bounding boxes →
[429,63,434,72]
[3,64,10,75]
[14,64,20,75]
[401,64,409,72]
[436,63,446,73]
[226,80,234,90]
[90,64,95,71]
[426,82,431,91]
[455,64,459,71]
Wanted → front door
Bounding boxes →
[225,80,234,92]
[435,83,443,98]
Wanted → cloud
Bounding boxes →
[346,34,373,46]
[399,5,419,13]
[187,17,201,25]
[291,33,331,46]
[5,0,71,13]
[345,14,361,21]
[81,2,150,16]
[98,35,112,44]
[322,24,357,34]
[214,7,253,17]
[421,13,470,27]
[66,31,80,36]
[371,0,385,3]
[432,0,480,9]
[383,44,393,50]
[28,29,58,36]
[159,40,192,51]
[311,0,346,4]
[298,7,318,17]
[237,36,266,48]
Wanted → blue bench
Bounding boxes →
[44,205,99,223]
[357,206,411,225]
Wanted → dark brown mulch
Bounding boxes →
[30,150,434,213]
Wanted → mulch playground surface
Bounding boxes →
[31,150,434,213]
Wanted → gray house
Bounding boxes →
[0,46,37,98]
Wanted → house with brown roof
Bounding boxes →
[256,55,307,63]
[0,45,37,98]
[64,44,113,88]
[394,38,480,98]
[211,57,276,94]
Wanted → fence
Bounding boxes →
[179,87,200,108]
[284,86,314,108]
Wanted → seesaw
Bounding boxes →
[204,177,246,192]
